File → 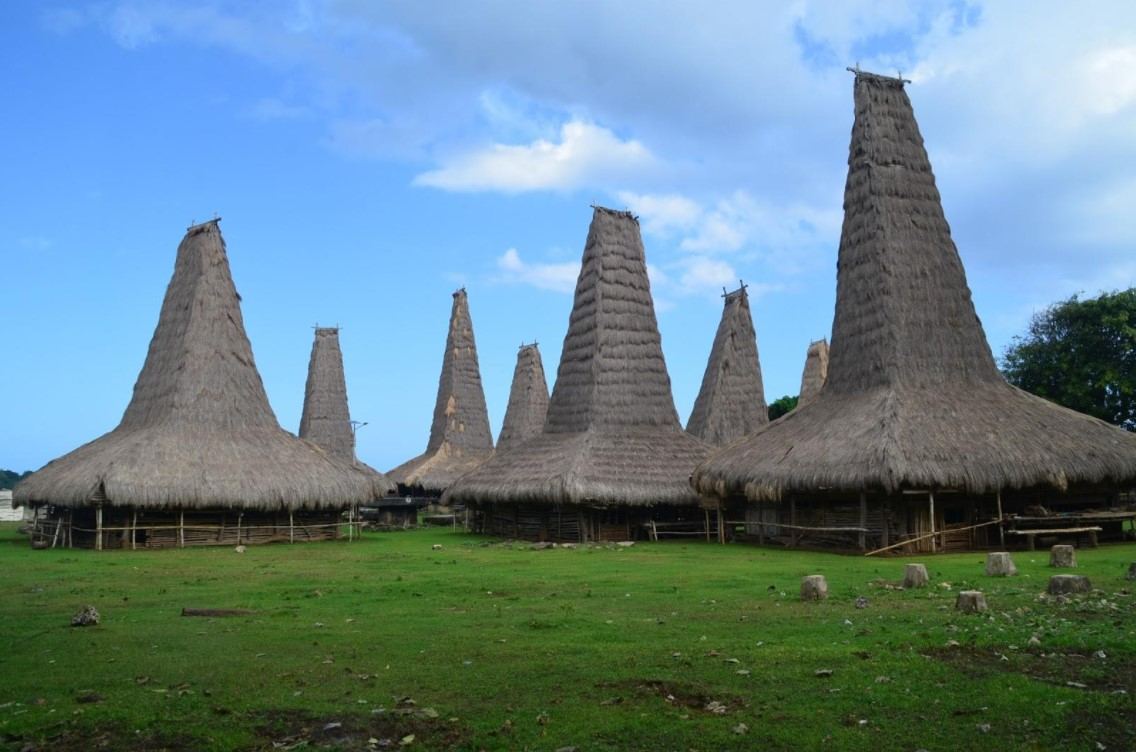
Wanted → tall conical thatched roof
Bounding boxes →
[796,339,829,409]
[496,343,550,454]
[15,220,374,510]
[387,288,494,493]
[299,327,393,496]
[446,207,711,507]
[686,286,768,445]
[692,72,1136,501]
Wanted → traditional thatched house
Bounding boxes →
[692,71,1136,553]
[387,289,494,497]
[299,327,398,522]
[495,343,550,454]
[796,339,829,409]
[686,285,768,445]
[446,207,712,541]
[15,220,374,549]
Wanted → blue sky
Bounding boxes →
[3,1,1134,474]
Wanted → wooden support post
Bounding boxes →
[757,498,765,545]
[717,507,725,544]
[996,490,1005,547]
[928,491,936,553]
[236,512,242,545]
[881,499,889,549]
[858,492,867,551]
[289,511,295,543]
[178,511,185,548]
[789,497,798,547]
[131,510,137,550]
[95,505,103,551]
[704,509,711,542]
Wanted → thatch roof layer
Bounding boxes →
[496,344,550,453]
[686,286,768,445]
[299,327,393,496]
[446,207,710,507]
[15,220,375,510]
[692,72,1136,501]
[796,339,829,408]
[387,288,494,493]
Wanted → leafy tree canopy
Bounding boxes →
[1001,288,1135,431]
[768,395,799,421]
[0,469,33,490]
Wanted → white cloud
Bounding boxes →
[495,248,580,293]
[622,190,840,274]
[677,257,738,292]
[414,120,656,193]
[616,191,702,236]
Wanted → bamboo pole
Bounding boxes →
[289,511,294,544]
[178,511,185,548]
[928,491,936,553]
[131,510,137,550]
[789,497,797,547]
[858,492,867,551]
[864,518,1002,556]
[996,490,1005,547]
[95,505,103,551]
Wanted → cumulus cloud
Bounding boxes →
[621,190,840,274]
[494,248,580,293]
[414,120,656,193]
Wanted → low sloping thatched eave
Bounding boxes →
[445,427,709,507]
[692,381,1136,502]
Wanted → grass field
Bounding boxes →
[1,523,1134,751]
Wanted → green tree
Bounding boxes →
[0,469,33,490]
[768,395,799,421]
[1001,288,1136,430]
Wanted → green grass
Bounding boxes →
[1,523,1134,751]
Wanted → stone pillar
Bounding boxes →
[1047,575,1091,595]
[1049,545,1076,568]
[985,552,1017,576]
[903,563,930,588]
[955,590,987,613]
[800,575,828,601]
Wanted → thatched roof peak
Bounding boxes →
[496,343,550,454]
[686,283,768,445]
[15,221,374,510]
[544,204,683,434]
[299,327,356,464]
[387,287,494,493]
[445,206,710,508]
[692,72,1136,501]
[796,339,829,409]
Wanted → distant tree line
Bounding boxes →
[768,395,799,421]
[1002,288,1135,431]
[0,469,32,490]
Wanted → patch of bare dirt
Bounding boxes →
[597,679,745,714]
[926,646,1136,693]
[250,707,470,750]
